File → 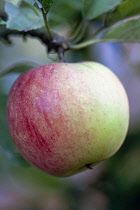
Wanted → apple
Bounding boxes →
[7,62,129,177]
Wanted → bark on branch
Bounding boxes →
[0,29,71,62]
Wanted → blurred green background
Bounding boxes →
[0,0,140,210]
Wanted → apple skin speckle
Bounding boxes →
[7,62,129,177]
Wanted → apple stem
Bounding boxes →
[58,47,65,63]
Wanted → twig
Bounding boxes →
[0,29,70,58]
[41,8,53,40]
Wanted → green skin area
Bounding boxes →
[7,62,129,177]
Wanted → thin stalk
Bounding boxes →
[70,38,126,50]
[58,48,65,63]
[70,20,88,42]
[89,26,106,39]
[41,8,53,39]
[73,22,88,44]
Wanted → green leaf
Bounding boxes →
[82,0,123,20]
[102,16,140,42]
[37,0,54,14]
[10,150,31,167]
[0,63,37,77]
[0,146,65,190]
[106,0,140,26]
[5,1,44,31]
[0,92,14,151]
[49,0,82,28]
[5,0,21,5]
[0,18,6,25]
[25,0,36,4]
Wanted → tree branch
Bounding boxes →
[0,29,71,62]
